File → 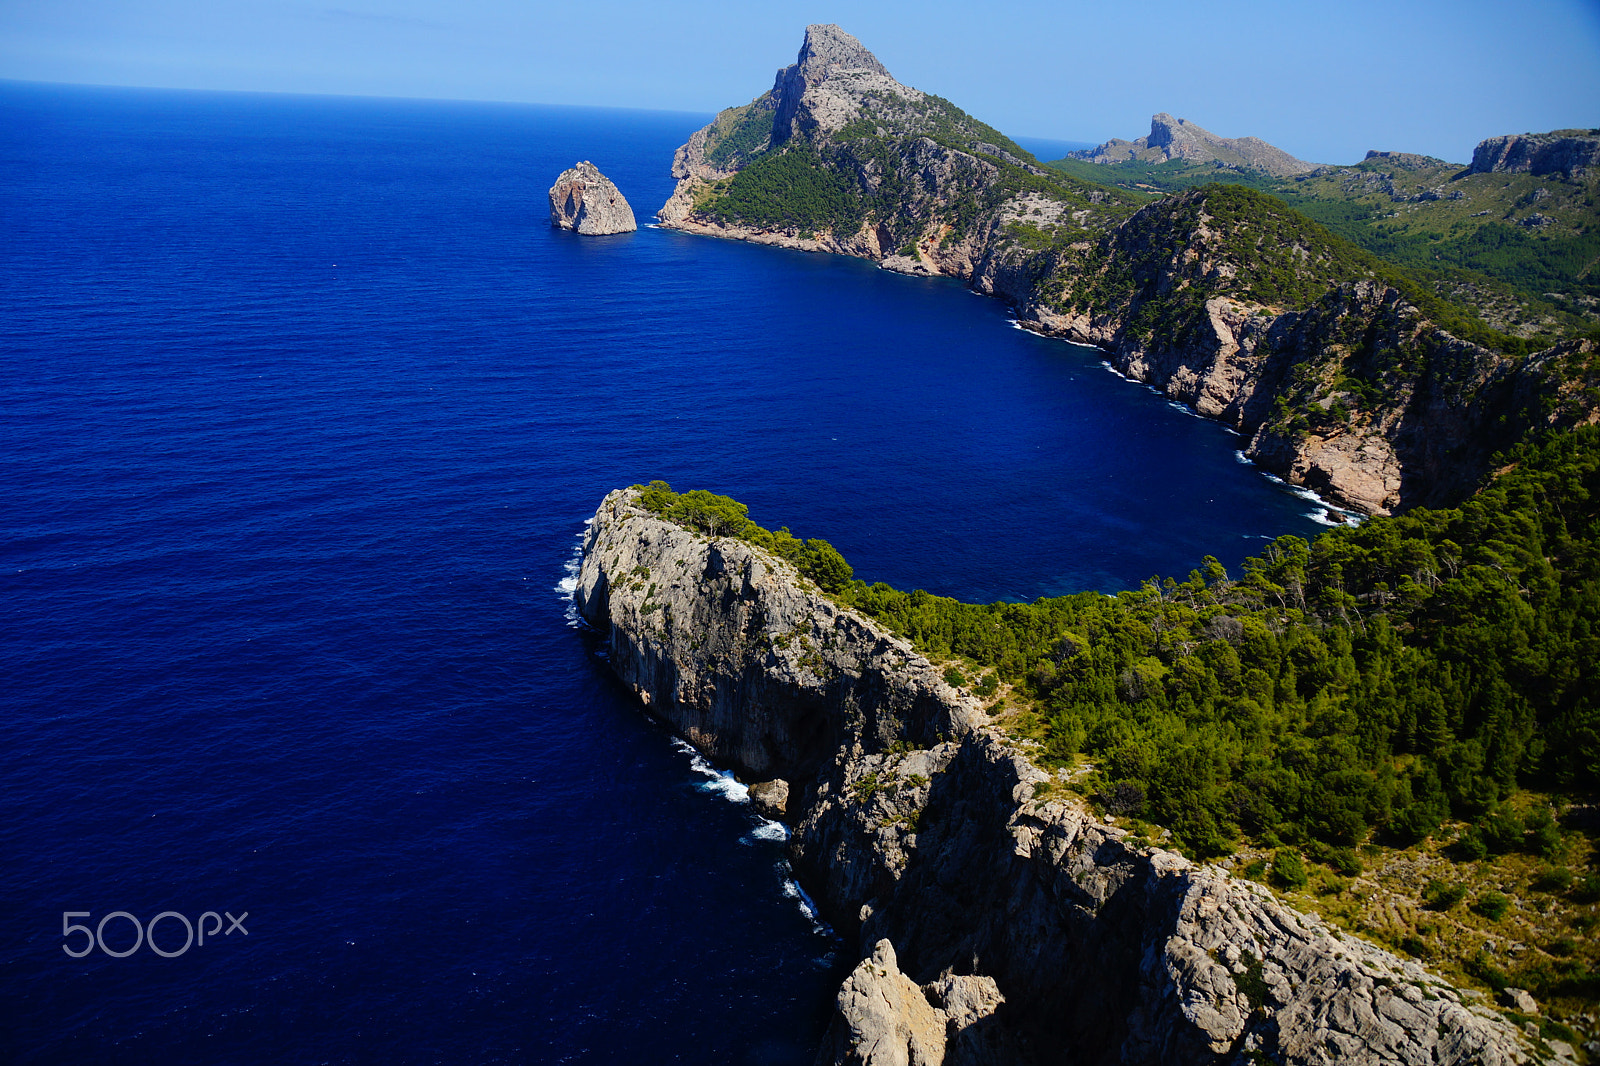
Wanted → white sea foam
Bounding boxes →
[1233,450,1252,465]
[557,519,593,629]
[746,821,789,843]
[1166,401,1203,419]
[781,869,831,934]
[672,738,751,804]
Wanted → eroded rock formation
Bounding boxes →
[548,160,637,235]
[574,488,1536,1065]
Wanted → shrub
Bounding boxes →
[943,665,967,688]
[1271,848,1308,890]
[1572,874,1600,904]
[1452,827,1489,861]
[1479,809,1525,854]
[1424,879,1468,910]
[1532,867,1572,893]
[1472,891,1510,921]
[1327,847,1364,877]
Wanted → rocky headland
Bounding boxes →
[548,160,637,235]
[655,26,1600,518]
[574,487,1540,1065]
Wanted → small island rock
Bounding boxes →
[548,161,637,235]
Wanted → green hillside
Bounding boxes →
[1045,152,1600,338]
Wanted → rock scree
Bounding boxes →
[547,160,637,235]
[574,487,1536,1065]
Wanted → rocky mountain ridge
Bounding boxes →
[1070,113,1318,177]
[574,488,1540,1065]
[655,26,1600,517]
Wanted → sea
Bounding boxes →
[0,81,1335,1064]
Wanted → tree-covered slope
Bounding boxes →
[633,429,1600,1010]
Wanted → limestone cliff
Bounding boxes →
[1071,114,1318,177]
[547,160,637,235]
[575,488,1536,1065]
[1469,130,1600,177]
[653,27,1600,517]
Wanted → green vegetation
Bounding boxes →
[638,427,1600,865]
[1046,152,1600,345]
[701,146,868,234]
[702,97,774,170]
[1046,183,1550,359]
[840,428,1600,858]
[1047,153,1600,330]
[1046,156,1284,198]
[632,481,853,592]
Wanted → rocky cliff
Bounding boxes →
[655,27,1600,517]
[548,160,637,235]
[574,488,1538,1065]
[1469,130,1600,177]
[1071,114,1318,177]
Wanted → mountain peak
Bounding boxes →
[770,24,911,145]
[794,24,890,84]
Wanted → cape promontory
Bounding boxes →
[574,487,1538,1066]
[547,160,637,235]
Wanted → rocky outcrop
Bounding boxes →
[816,939,1014,1066]
[1073,113,1318,176]
[1362,149,1456,170]
[547,160,636,235]
[575,490,1536,1065]
[1469,130,1600,177]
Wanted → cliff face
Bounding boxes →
[1073,113,1318,176]
[655,27,1599,517]
[575,489,1534,1066]
[1469,131,1600,177]
[547,160,637,235]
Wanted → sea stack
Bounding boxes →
[547,161,637,235]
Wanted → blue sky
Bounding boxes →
[2,0,1597,163]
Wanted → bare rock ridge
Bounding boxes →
[1468,130,1600,177]
[574,489,1534,1065]
[547,160,637,235]
[655,26,1600,519]
[771,24,896,147]
[1070,113,1318,176]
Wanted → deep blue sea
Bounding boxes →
[0,82,1332,1064]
